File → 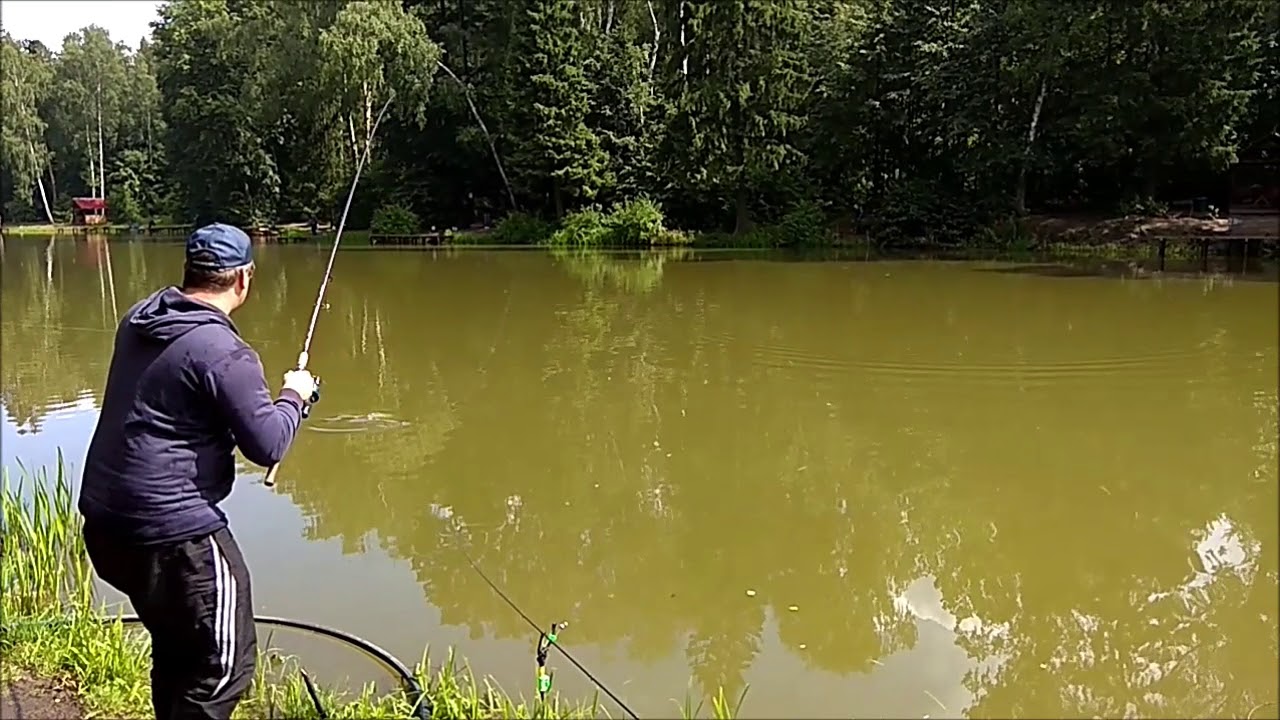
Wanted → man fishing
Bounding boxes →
[77,223,319,720]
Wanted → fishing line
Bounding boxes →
[264,93,395,488]
[450,539,641,720]
[447,264,515,416]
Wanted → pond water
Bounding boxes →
[2,235,1277,718]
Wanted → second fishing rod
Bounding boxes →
[451,539,641,720]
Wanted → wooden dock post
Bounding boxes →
[369,231,447,246]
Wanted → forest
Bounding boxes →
[1,0,1277,244]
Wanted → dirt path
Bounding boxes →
[0,675,84,719]
[1028,213,1279,244]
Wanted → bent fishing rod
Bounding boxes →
[264,94,395,488]
[453,541,641,720]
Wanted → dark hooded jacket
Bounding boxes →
[78,286,305,545]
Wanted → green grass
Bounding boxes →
[1,454,741,719]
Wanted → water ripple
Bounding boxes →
[703,337,1226,384]
[306,411,411,434]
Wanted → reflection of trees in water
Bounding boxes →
[0,238,119,431]
[277,252,1279,714]
[928,329,1280,718]
[549,247,691,295]
[6,243,1278,716]
[955,511,1276,718]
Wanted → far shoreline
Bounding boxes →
[3,212,1276,266]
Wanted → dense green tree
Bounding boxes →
[1,33,55,222]
[319,0,441,165]
[52,27,129,205]
[1,0,1275,240]
[506,0,610,217]
[582,4,662,205]
[658,0,813,233]
[151,0,281,224]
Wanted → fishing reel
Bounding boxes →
[301,377,321,419]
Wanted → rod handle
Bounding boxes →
[263,461,283,487]
[263,354,314,488]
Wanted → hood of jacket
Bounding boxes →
[128,286,238,343]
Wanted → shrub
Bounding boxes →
[490,212,552,245]
[602,197,666,247]
[370,203,421,235]
[1117,196,1170,218]
[652,228,693,246]
[774,201,828,247]
[547,197,678,247]
[978,215,1036,250]
[548,207,608,247]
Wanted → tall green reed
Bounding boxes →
[1,450,93,620]
[1,455,741,718]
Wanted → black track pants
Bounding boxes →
[84,525,257,720]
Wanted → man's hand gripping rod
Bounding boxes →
[263,96,394,488]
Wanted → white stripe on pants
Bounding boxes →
[209,536,238,697]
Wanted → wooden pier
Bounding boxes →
[369,231,450,246]
[16,223,194,239]
[1149,212,1278,271]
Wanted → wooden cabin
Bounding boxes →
[71,197,108,225]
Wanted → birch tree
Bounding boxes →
[319,1,442,169]
[1,33,56,222]
[54,27,127,205]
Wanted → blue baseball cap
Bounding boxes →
[185,223,253,271]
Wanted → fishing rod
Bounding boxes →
[453,542,641,720]
[264,94,395,488]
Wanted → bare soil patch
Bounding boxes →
[1028,213,1278,245]
[0,674,84,719]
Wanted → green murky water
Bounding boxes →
[3,235,1277,718]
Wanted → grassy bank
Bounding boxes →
[1,455,740,719]
[426,201,1278,260]
[445,199,827,250]
[10,204,1269,262]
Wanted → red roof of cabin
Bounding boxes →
[72,197,106,211]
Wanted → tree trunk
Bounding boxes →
[85,125,97,196]
[553,177,565,219]
[25,131,56,224]
[646,0,661,73]
[362,82,373,156]
[1015,77,1048,215]
[34,176,54,224]
[33,164,55,224]
[97,79,107,204]
[460,0,470,79]
[48,163,58,211]
[734,188,753,235]
[347,113,360,166]
[679,1,688,76]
